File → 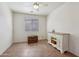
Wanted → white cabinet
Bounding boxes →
[48,32,70,53]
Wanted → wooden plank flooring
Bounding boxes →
[0,40,76,57]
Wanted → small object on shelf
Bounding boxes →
[51,37,56,40]
[52,29,55,33]
[51,40,57,45]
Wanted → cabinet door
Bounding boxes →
[56,35,63,50]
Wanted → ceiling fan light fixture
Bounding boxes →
[33,2,39,9]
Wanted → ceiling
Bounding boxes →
[7,2,65,16]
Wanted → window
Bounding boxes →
[25,19,39,31]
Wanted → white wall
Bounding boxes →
[47,2,79,56]
[0,3,12,55]
[13,13,47,43]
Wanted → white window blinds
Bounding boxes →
[25,16,39,31]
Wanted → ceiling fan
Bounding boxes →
[33,2,48,11]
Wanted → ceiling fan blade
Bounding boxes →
[39,2,48,7]
[40,4,48,7]
[33,2,48,7]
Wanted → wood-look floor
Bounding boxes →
[0,40,76,57]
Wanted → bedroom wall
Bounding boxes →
[47,2,79,56]
[13,13,47,43]
[0,3,12,55]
